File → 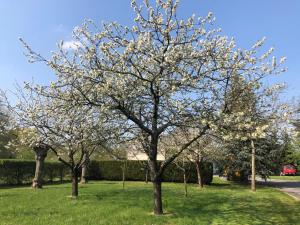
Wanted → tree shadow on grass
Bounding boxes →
[92,187,152,201]
[2,180,297,225]
[0,184,28,190]
[169,189,300,225]
[209,183,230,187]
[94,181,120,185]
[0,180,72,190]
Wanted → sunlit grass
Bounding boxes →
[0,178,299,225]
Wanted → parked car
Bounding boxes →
[280,164,297,176]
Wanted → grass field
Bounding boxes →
[0,178,299,225]
[270,175,300,181]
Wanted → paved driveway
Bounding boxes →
[258,179,300,200]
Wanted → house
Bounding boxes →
[125,141,165,160]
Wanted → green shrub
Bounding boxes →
[0,159,213,185]
[226,169,249,183]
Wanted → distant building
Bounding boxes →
[126,142,165,161]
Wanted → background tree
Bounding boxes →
[173,157,189,197]
[219,78,291,191]
[0,93,17,159]
[161,128,223,188]
[11,128,50,188]
[223,129,290,181]
[187,134,224,188]
[281,103,300,172]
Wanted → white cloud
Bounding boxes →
[61,40,83,50]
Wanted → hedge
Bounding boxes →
[0,159,68,185]
[85,160,213,184]
[0,159,213,185]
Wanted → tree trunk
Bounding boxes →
[32,145,48,189]
[32,156,45,188]
[49,171,53,183]
[149,160,163,215]
[145,167,149,184]
[251,140,256,192]
[195,160,204,188]
[80,165,87,184]
[152,179,163,215]
[80,153,89,184]
[72,170,79,197]
[60,168,63,184]
[183,169,188,197]
[122,166,125,189]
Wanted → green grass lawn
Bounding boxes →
[269,176,300,181]
[0,178,299,225]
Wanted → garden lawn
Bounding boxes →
[269,175,300,182]
[0,178,299,225]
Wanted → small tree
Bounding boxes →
[174,157,189,197]
[6,89,54,188]
[10,86,111,196]
[188,134,223,188]
[0,93,17,159]
[162,128,223,188]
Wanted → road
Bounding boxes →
[258,179,300,200]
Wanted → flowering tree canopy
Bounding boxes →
[10,85,116,195]
[20,0,287,214]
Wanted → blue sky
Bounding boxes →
[0,0,300,101]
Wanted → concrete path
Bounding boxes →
[257,179,300,201]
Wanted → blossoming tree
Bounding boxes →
[10,86,113,196]
[20,0,286,214]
